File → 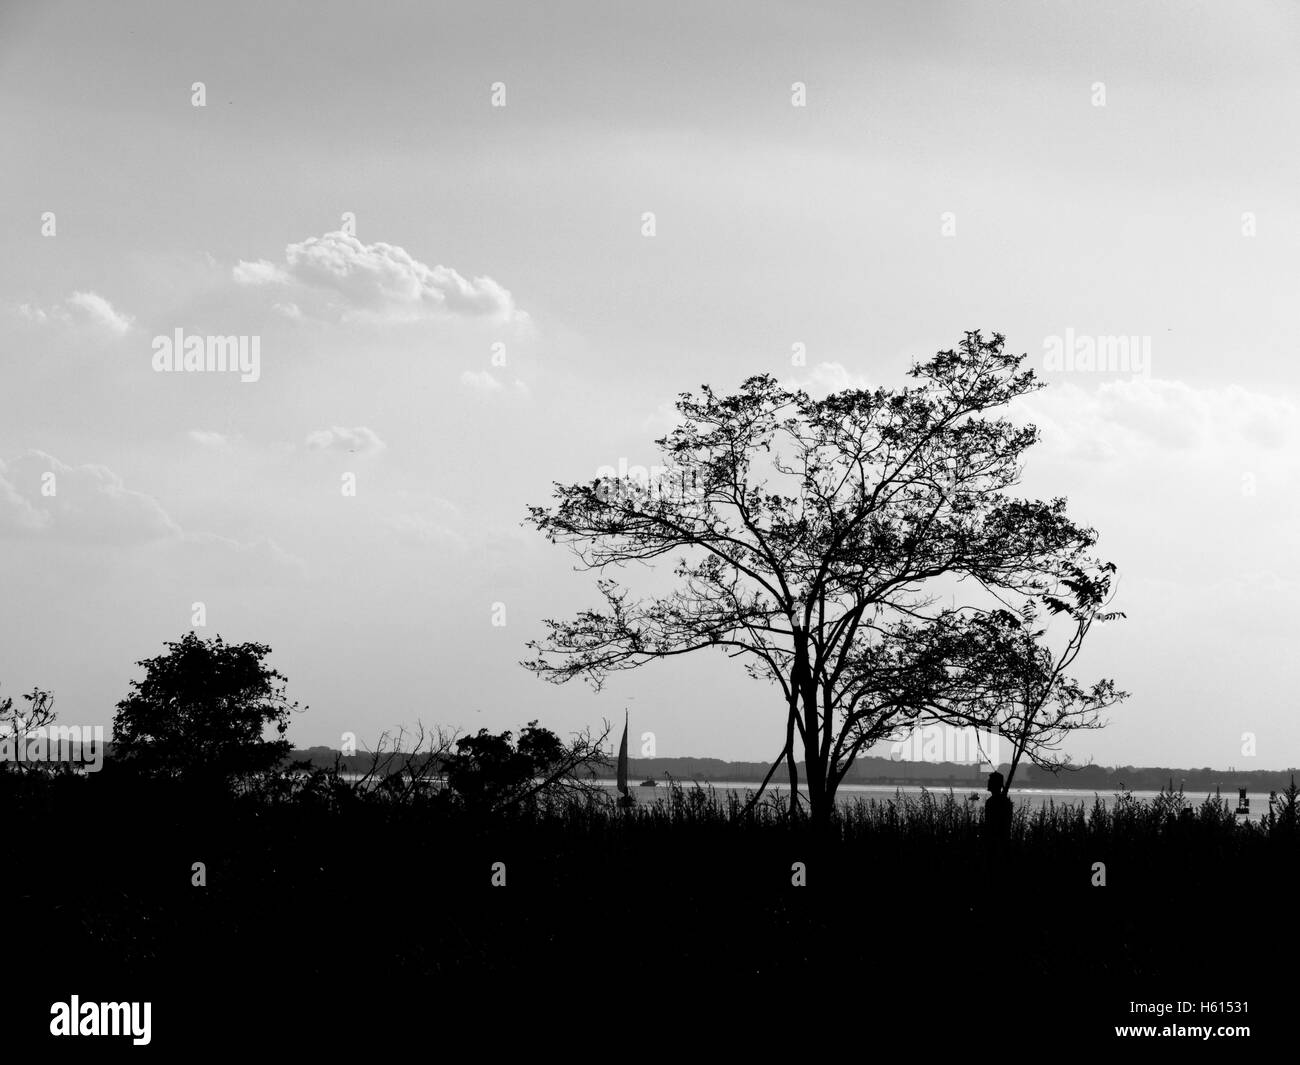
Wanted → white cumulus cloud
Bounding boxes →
[1020,377,1300,463]
[233,259,290,285]
[66,291,133,335]
[236,231,525,324]
[14,291,133,336]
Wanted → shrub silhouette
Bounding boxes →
[111,632,298,787]
[442,720,604,811]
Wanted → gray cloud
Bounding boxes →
[0,451,179,544]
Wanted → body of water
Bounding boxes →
[336,772,1283,822]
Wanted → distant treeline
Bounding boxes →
[287,746,1298,793]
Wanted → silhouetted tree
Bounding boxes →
[111,632,298,787]
[443,720,610,811]
[525,332,1112,823]
[933,560,1127,812]
[350,723,458,805]
[0,686,58,777]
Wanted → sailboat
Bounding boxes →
[616,710,634,808]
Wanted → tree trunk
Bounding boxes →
[784,705,801,818]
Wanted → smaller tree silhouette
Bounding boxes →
[931,559,1126,817]
[443,720,610,811]
[0,686,58,777]
[112,632,298,786]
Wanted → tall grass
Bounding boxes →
[3,769,1296,987]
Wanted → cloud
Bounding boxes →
[65,291,133,335]
[187,430,233,449]
[0,452,309,580]
[642,399,681,435]
[14,291,133,336]
[232,259,290,285]
[459,370,502,392]
[386,512,466,550]
[237,231,525,324]
[458,370,529,396]
[781,362,873,395]
[0,451,180,544]
[305,426,387,456]
[17,303,52,324]
[1020,378,1300,464]
[169,533,309,585]
[385,493,465,550]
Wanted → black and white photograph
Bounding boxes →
[1,0,1295,1052]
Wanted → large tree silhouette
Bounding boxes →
[112,632,297,786]
[525,332,1116,823]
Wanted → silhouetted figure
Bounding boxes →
[984,771,1012,847]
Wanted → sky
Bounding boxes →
[2,0,1298,771]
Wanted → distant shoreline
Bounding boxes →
[293,747,1299,793]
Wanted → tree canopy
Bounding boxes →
[112,632,298,786]
[442,720,608,811]
[525,332,1123,821]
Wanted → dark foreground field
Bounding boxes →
[5,769,1295,1052]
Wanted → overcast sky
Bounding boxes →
[2,0,1298,771]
